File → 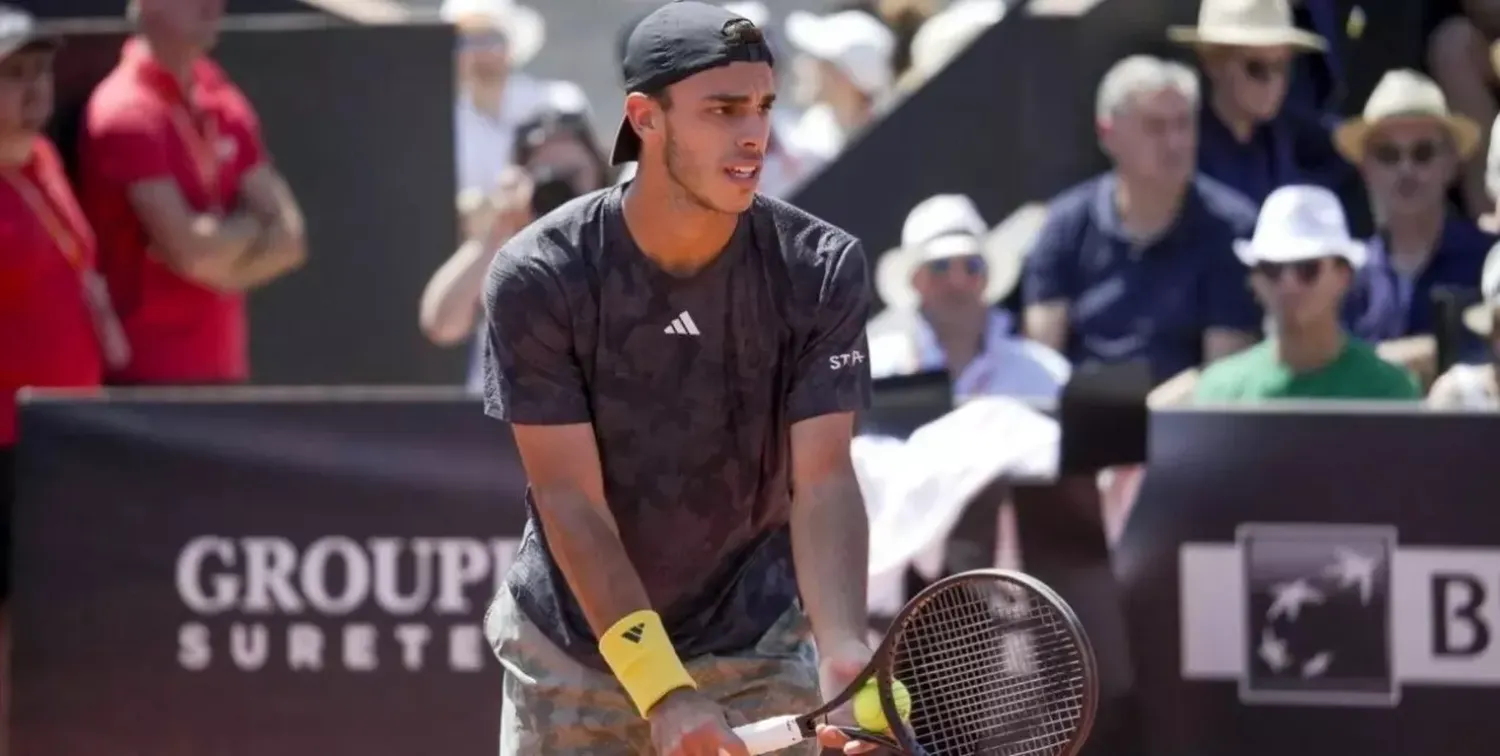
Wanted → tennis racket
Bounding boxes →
[729,569,1098,755]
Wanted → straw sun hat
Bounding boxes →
[1333,69,1481,164]
[1167,0,1326,52]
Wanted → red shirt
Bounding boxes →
[0,137,103,446]
[78,38,266,384]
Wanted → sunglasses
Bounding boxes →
[925,256,986,276]
[1253,259,1328,284]
[1241,56,1291,83]
[458,31,509,51]
[1368,140,1440,167]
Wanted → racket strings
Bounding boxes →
[891,580,1089,755]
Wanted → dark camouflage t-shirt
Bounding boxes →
[482,186,872,667]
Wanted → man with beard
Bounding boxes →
[1337,70,1496,383]
[1195,185,1420,401]
[480,3,877,754]
[78,0,306,385]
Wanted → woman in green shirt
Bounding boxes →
[1195,185,1422,402]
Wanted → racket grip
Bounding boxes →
[728,715,805,755]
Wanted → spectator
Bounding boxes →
[1336,70,1494,382]
[870,194,1069,398]
[420,109,612,391]
[896,0,1005,94]
[783,9,895,168]
[1022,55,1261,389]
[444,0,589,203]
[1169,0,1333,204]
[1195,185,1421,401]
[78,0,306,386]
[1,4,123,597]
[1428,239,1500,408]
[1427,0,1500,217]
[875,0,940,82]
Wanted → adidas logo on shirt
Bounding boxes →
[664,311,700,336]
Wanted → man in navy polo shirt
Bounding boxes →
[1335,71,1496,380]
[1023,55,1262,389]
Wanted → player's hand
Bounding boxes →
[647,687,747,756]
[815,638,881,754]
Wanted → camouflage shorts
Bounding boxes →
[484,591,822,755]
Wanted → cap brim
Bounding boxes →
[1234,238,1368,268]
[609,115,640,166]
[0,34,60,62]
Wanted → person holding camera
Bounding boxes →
[420,109,612,391]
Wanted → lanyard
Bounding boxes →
[2,168,86,273]
[167,101,223,212]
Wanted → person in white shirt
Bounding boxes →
[443,0,589,199]
[869,193,1070,399]
[1429,240,1500,409]
[782,9,896,168]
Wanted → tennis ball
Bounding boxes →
[853,678,911,732]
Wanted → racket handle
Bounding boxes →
[728,715,805,755]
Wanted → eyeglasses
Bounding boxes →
[1241,56,1291,83]
[925,256,986,276]
[1253,259,1327,284]
[1368,140,1440,167]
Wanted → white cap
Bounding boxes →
[907,0,1005,81]
[722,1,770,28]
[1233,185,1366,267]
[440,0,546,67]
[902,194,988,260]
[784,10,895,97]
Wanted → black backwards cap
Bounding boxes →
[610,0,775,165]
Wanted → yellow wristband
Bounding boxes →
[598,610,697,716]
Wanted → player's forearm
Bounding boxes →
[531,487,657,634]
[791,472,870,649]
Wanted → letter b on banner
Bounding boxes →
[1432,573,1490,657]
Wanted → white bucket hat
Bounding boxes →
[785,9,896,97]
[440,0,546,68]
[875,195,1044,310]
[1463,241,1500,336]
[1167,0,1326,51]
[1335,69,1481,163]
[1233,185,1366,267]
[721,1,770,28]
[904,0,1005,86]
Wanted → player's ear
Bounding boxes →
[624,92,660,135]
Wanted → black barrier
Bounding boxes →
[1115,406,1500,756]
[12,392,524,756]
[44,18,462,386]
[13,386,1140,754]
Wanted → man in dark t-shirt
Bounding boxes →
[480,4,877,755]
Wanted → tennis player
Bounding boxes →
[481,2,877,755]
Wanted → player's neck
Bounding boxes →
[0,132,34,167]
[622,171,740,272]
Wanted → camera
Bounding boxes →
[529,166,580,218]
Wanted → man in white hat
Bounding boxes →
[444,0,588,203]
[1337,69,1496,382]
[1195,185,1420,401]
[1023,55,1262,388]
[782,8,895,168]
[1169,0,1337,205]
[1428,240,1500,409]
[870,194,1070,399]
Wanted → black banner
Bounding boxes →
[1115,407,1500,756]
[12,393,525,755]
